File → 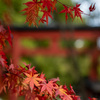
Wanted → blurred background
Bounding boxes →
[0,0,100,100]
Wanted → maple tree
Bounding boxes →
[21,0,95,26]
[0,0,97,100]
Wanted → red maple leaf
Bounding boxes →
[39,18,46,25]
[0,83,7,93]
[63,84,75,95]
[22,0,43,26]
[61,94,72,100]
[9,64,15,70]
[89,4,96,12]
[59,5,73,23]
[0,56,7,67]
[55,85,67,97]
[24,89,38,100]
[40,72,46,81]
[50,77,60,83]
[72,95,81,100]
[41,81,54,96]
[0,25,12,47]
[73,4,83,21]
[23,62,31,69]
[0,25,6,34]
[55,85,72,100]
[52,0,57,13]
[40,10,53,25]
[41,0,52,12]
[23,73,44,90]
[37,95,47,100]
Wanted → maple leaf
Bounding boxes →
[73,4,83,21]
[23,8,38,27]
[23,73,44,90]
[69,84,75,94]
[23,63,37,75]
[63,84,75,95]
[52,0,57,13]
[0,25,7,46]
[37,95,47,100]
[23,62,31,69]
[61,94,72,100]
[55,85,67,97]
[41,81,54,96]
[41,0,53,12]
[0,25,6,34]
[1,73,21,97]
[59,5,73,23]
[72,95,81,100]
[29,67,37,74]
[16,66,26,75]
[24,1,35,6]
[22,0,43,26]
[24,89,38,100]
[40,72,46,81]
[50,77,60,83]
[27,67,38,76]
[0,56,7,67]
[41,10,53,25]
[9,64,14,70]
[39,18,46,25]
[89,3,96,12]
[0,25,12,47]
[0,83,7,93]
[55,85,72,100]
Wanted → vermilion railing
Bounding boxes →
[5,26,100,80]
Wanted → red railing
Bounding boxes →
[5,26,100,80]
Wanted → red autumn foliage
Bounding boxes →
[59,5,73,23]
[40,10,53,25]
[89,4,96,12]
[73,4,83,21]
[0,23,97,100]
[22,0,96,26]
[0,0,97,100]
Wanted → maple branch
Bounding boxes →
[57,0,64,6]
[57,0,73,7]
